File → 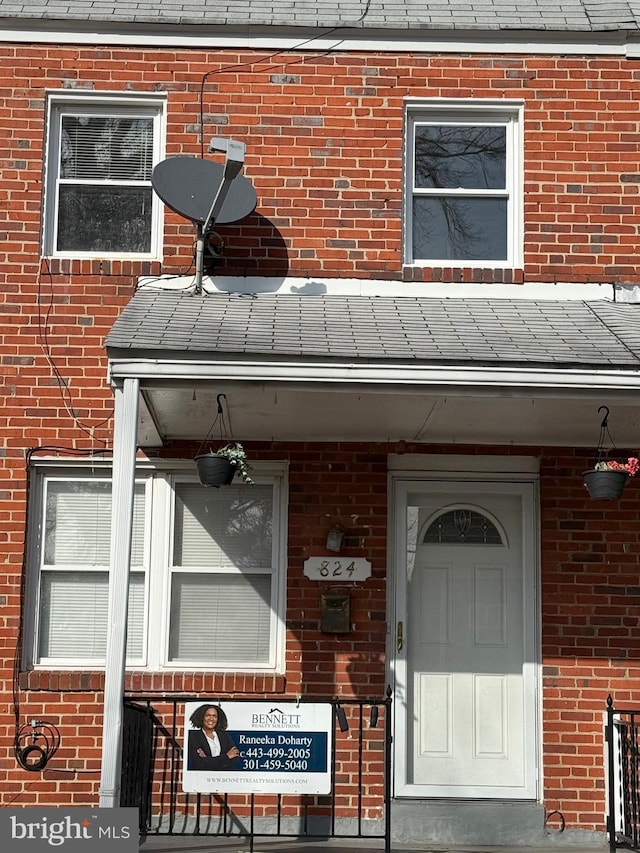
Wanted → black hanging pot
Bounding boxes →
[195,454,236,487]
[583,469,628,501]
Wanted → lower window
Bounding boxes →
[27,463,287,672]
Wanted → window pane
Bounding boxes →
[44,480,146,565]
[60,116,154,181]
[173,483,273,568]
[412,196,507,261]
[57,185,152,253]
[168,572,272,663]
[414,125,506,190]
[46,481,112,565]
[38,571,144,659]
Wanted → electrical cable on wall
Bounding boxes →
[197,0,373,156]
[37,259,113,446]
[14,718,61,772]
[12,446,113,773]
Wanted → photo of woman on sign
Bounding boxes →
[187,704,240,771]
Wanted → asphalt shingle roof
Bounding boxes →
[104,290,640,369]
[0,0,639,31]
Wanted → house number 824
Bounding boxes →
[318,560,353,577]
[303,557,372,582]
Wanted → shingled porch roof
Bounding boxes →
[104,290,640,448]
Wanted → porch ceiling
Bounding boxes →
[105,289,640,449]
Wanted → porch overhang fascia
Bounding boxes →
[107,355,640,395]
[105,354,640,449]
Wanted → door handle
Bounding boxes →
[397,621,403,652]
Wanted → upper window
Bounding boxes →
[405,100,523,268]
[26,463,287,672]
[43,94,165,258]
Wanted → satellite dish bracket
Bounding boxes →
[194,138,246,294]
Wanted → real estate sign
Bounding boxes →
[182,700,333,794]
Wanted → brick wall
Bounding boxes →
[3,45,640,283]
[540,450,640,830]
[5,440,640,830]
[1,39,640,831]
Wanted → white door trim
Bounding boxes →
[389,469,540,800]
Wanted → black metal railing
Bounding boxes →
[121,690,392,853]
[120,701,155,831]
[606,695,640,852]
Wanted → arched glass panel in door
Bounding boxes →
[423,508,503,545]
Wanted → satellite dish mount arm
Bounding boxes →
[194,138,246,294]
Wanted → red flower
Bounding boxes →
[595,457,639,477]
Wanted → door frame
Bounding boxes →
[388,459,540,800]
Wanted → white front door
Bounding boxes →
[393,479,538,799]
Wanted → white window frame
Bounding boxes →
[404,98,524,269]
[24,459,288,674]
[42,91,166,260]
[29,473,151,669]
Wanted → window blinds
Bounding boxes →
[60,115,154,182]
[38,571,144,660]
[173,483,273,568]
[168,573,271,663]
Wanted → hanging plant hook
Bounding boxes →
[197,392,228,456]
[194,394,253,485]
[582,405,638,499]
[595,405,616,465]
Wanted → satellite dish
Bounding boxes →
[152,144,257,293]
[152,156,257,225]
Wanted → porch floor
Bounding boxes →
[139,837,609,853]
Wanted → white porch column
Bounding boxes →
[99,376,139,808]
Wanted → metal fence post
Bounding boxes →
[607,695,617,853]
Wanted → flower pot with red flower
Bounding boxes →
[583,457,639,500]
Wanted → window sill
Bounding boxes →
[403,265,524,284]
[41,256,164,277]
[19,670,286,695]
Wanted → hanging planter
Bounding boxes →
[582,405,638,500]
[194,394,254,486]
[195,442,254,487]
[195,453,236,487]
[583,469,629,501]
[192,393,254,486]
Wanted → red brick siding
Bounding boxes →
[2,46,640,282]
[0,40,639,829]
[540,450,640,830]
[5,442,640,829]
